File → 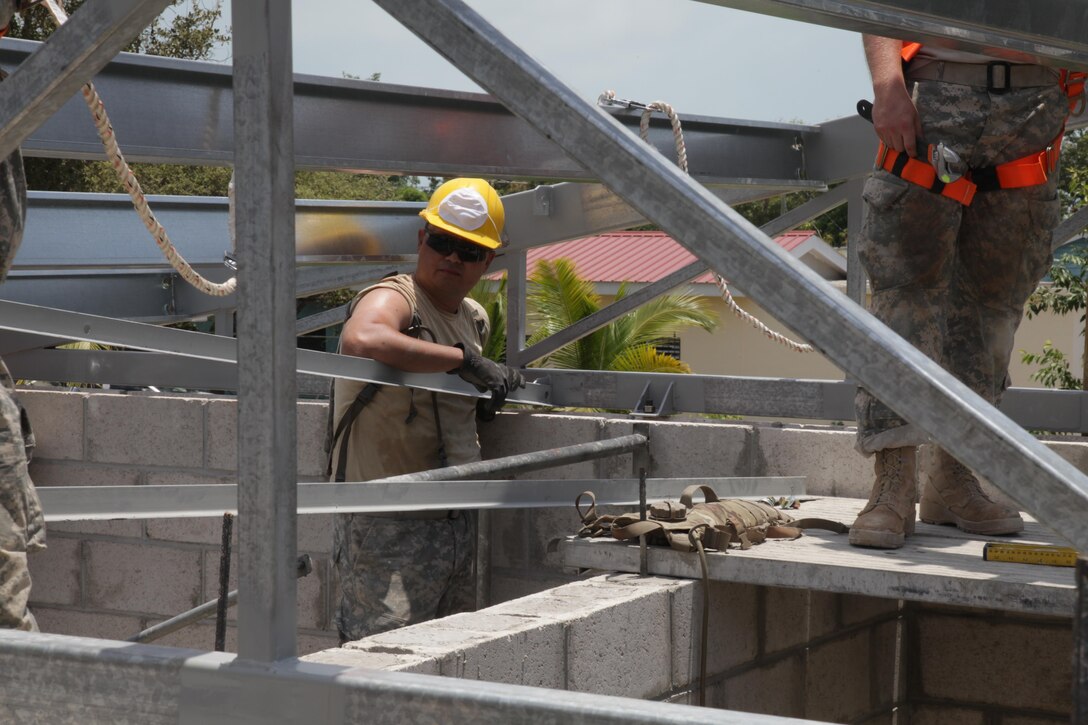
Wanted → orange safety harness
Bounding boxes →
[875,42,1087,206]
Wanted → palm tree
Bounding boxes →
[468,275,507,363]
[525,258,718,372]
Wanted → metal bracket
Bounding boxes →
[630,380,674,417]
[532,185,553,216]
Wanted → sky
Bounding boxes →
[283,1,874,126]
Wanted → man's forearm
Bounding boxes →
[863,34,906,97]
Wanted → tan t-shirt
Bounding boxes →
[330,274,490,482]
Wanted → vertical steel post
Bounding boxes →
[1075,558,1088,723]
[845,179,866,307]
[505,249,528,368]
[232,0,297,661]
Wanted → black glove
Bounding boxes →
[450,343,525,417]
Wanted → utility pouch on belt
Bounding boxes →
[576,484,846,552]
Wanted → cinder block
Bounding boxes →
[27,535,81,606]
[764,586,810,654]
[152,621,232,652]
[488,571,570,606]
[204,398,237,471]
[668,580,700,690]
[804,629,872,723]
[917,613,1071,714]
[17,389,85,461]
[298,514,335,554]
[567,585,671,698]
[85,394,205,467]
[715,654,805,718]
[909,705,985,725]
[86,540,202,616]
[1046,439,1088,475]
[702,581,760,676]
[29,460,141,487]
[298,632,340,657]
[32,607,142,641]
[1000,715,1070,725]
[758,425,871,497]
[481,414,604,480]
[808,590,840,640]
[489,508,530,569]
[649,421,750,478]
[358,619,496,657]
[435,611,565,688]
[297,401,327,477]
[206,398,331,477]
[842,593,899,626]
[527,506,583,569]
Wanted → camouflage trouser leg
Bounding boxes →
[334,512,476,643]
[855,79,1067,454]
[0,386,38,632]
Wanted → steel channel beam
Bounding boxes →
[694,1,1088,71]
[232,0,297,662]
[36,477,805,522]
[10,345,1088,433]
[0,37,814,185]
[516,182,855,364]
[376,0,1088,550]
[0,630,824,725]
[0,0,173,162]
[0,299,552,405]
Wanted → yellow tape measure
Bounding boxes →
[982,542,1079,567]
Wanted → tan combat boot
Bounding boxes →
[849,446,917,549]
[918,447,1023,535]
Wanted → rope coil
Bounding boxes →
[600,89,814,353]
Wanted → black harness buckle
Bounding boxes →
[987,61,1012,94]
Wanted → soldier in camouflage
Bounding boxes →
[330,179,524,642]
[851,35,1070,549]
[0,0,45,628]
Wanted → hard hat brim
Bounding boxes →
[419,209,502,250]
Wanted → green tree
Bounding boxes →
[524,258,718,372]
[469,275,507,363]
[1021,129,1088,390]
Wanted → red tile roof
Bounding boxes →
[520,230,821,284]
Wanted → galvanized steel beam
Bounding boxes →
[0,37,818,185]
[376,0,1088,551]
[232,0,297,662]
[695,0,1088,71]
[36,476,805,522]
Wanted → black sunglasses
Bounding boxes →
[425,231,490,263]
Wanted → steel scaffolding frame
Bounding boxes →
[0,0,1087,722]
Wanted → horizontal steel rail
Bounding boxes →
[0,299,550,405]
[36,477,805,521]
[376,0,1088,554]
[0,37,817,185]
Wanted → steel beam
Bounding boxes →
[0,299,552,405]
[36,476,805,522]
[376,0,1088,552]
[0,0,173,161]
[0,37,817,184]
[232,0,297,662]
[695,0,1088,71]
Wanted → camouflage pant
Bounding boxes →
[855,77,1069,454]
[0,366,44,632]
[334,512,475,643]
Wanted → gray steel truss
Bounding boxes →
[696,0,1088,71]
[374,0,1088,556]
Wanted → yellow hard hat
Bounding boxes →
[419,178,505,250]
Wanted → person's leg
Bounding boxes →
[436,512,476,618]
[919,83,1067,534]
[0,387,38,631]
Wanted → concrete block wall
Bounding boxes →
[19,388,339,656]
[304,573,905,722]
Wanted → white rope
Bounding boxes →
[599,89,813,353]
[44,0,237,297]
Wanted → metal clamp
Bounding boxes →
[631,380,674,417]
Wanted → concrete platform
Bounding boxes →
[559,497,1076,617]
